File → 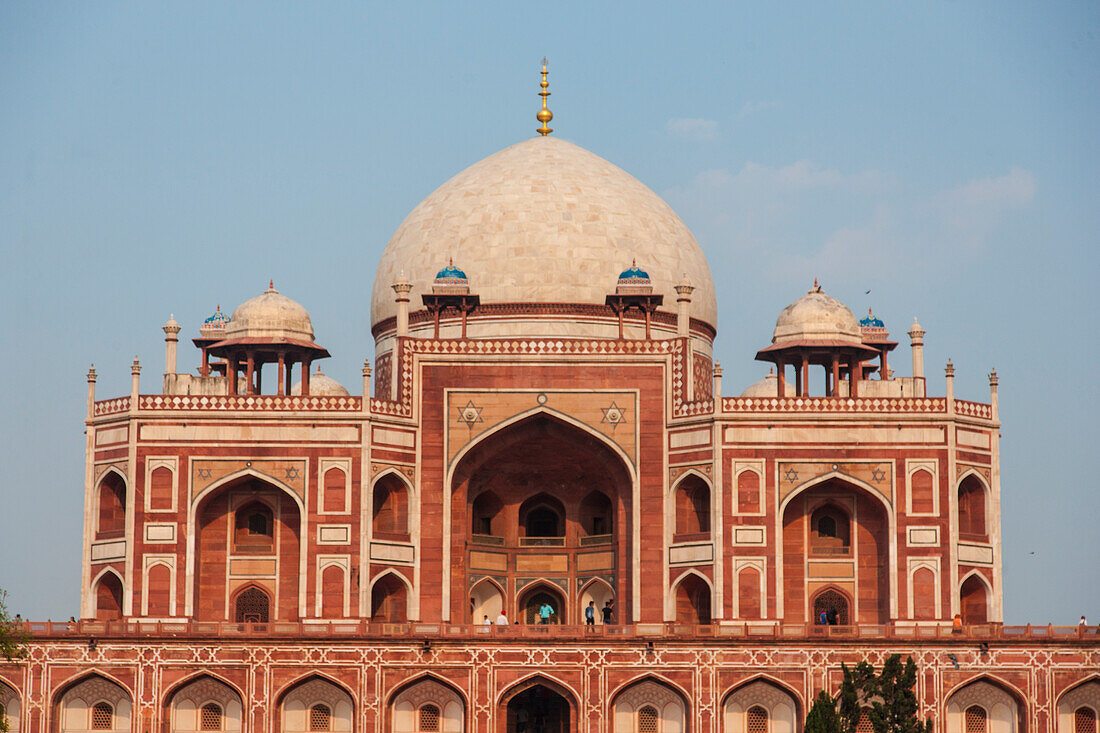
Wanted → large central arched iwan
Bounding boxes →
[451,413,633,623]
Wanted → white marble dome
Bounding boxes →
[740,371,793,398]
[772,283,861,345]
[291,369,349,396]
[226,284,314,342]
[371,136,717,332]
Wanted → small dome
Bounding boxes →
[291,368,349,396]
[740,371,793,398]
[772,281,861,345]
[200,305,230,337]
[859,309,884,329]
[616,260,653,294]
[432,259,470,294]
[225,283,314,342]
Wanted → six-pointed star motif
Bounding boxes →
[600,401,627,429]
[284,466,300,480]
[871,467,887,483]
[457,400,483,428]
[783,467,799,482]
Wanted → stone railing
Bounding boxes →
[92,397,130,417]
[18,620,1097,643]
[135,394,362,411]
[955,399,993,419]
[721,396,948,413]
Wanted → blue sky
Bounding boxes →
[1,2,1096,623]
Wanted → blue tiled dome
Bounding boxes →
[618,263,650,281]
[859,310,884,329]
[435,262,468,280]
[200,305,231,336]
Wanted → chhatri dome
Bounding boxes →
[370,134,717,340]
[770,280,862,346]
[226,281,315,343]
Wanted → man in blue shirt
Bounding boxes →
[538,602,554,624]
[585,601,596,625]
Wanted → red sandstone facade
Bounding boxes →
[1,132,1097,733]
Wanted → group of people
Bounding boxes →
[480,599,615,626]
[817,607,841,625]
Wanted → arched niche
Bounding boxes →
[0,680,20,733]
[517,582,566,625]
[193,475,301,622]
[1056,680,1100,733]
[672,572,711,625]
[811,586,851,626]
[781,477,891,624]
[673,474,710,538]
[232,584,271,623]
[96,472,126,540]
[519,494,566,540]
[92,570,124,621]
[958,474,989,540]
[960,573,991,625]
[469,579,505,626]
[722,679,801,733]
[373,473,410,539]
[55,674,132,733]
[278,676,355,733]
[449,413,633,622]
[164,675,244,733]
[390,677,464,733]
[578,578,614,625]
[371,572,410,623]
[611,678,688,733]
[945,679,1024,733]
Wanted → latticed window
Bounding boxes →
[637,706,659,733]
[965,706,987,733]
[235,586,270,623]
[856,712,873,733]
[310,704,332,732]
[747,706,768,733]
[91,702,113,730]
[419,704,440,733]
[1076,707,1097,733]
[200,703,223,731]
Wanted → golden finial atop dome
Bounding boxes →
[536,57,553,136]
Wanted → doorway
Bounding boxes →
[506,685,570,733]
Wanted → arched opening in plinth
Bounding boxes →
[450,413,634,623]
[499,678,576,733]
[161,674,244,733]
[275,674,355,733]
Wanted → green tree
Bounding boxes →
[0,588,30,733]
[803,655,932,733]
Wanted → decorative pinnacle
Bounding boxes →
[131,357,142,375]
[87,364,97,382]
[809,278,822,294]
[266,279,277,294]
[362,359,372,378]
[988,368,999,386]
[945,359,955,377]
[536,58,553,136]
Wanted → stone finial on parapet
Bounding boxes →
[362,359,372,400]
[945,358,955,414]
[989,368,999,421]
[162,315,181,375]
[86,364,97,418]
[713,361,723,410]
[393,273,413,337]
[908,317,925,380]
[675,275,694,338]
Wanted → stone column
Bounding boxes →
[945,359,955,416]
[393,274,412,337]
[130,357,141,404]
[162,316,180,375]
[86,364,97,419]
[713,362,723,411]
[674,276,694,337]
[989,368,999,422]
[908,318,926,380]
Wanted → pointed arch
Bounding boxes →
[609,675,689,733]
[192,468,305,513]
[608,673,692,707]
[370,466,416,497]
[386,673,469,709]
[811,585,852,626]
[446,407,638,487]
[670,569,712,624]
[162,672,245,733]
[672,472,711,537]
[495,673,579,710]
[387,674,466,733]
[944,676,1026,733]
[957,472,990,539]
[276,673,356,733]
[517,580,567,625]
[1057,678,1100,733]
[959,571,993,625]
[90,567,125,621]
[95,469,127,539]
[469,577,505,625]
[779,470,892,516]
[52,671,133,733]
[669,468,712,495]
[370,569,412,623]
[0,678,20,733]
[578,577,615,625]
[722,676,802,733]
